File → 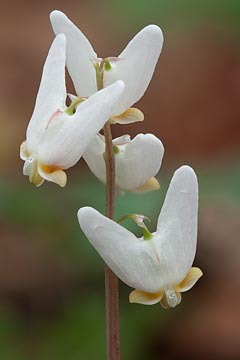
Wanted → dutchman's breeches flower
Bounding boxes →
[20,34,125,187]
[78,166,203,308]
[83,133,164,192]
[50,10,163,124]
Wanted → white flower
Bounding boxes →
[50,10,163,124]
[83,133,164,191]
[77,166,203,308]
[20,34,125,187]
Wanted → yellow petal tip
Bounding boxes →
[52,170,67,187]
[39,164,67,187]
[20,140,29,160]
[133,177,160,193]
[110,107,144,125]
[129,289,163,305]
[176,267,203,293]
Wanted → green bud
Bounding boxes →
[113,145,120,154]
[104,60,112,71]
[65,107,74,115]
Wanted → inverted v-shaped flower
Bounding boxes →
[83,133,164,191]
[50,10,163,122]
[77,166,203,308]
[20,34,125,187]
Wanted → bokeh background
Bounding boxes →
[1,0,240,359]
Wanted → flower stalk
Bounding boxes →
[103,120,121,360]
[97,61,121,360]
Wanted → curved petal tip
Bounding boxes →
[77,206,96,223]
[172,165,198,189]
[176,267,203,293]
[39,166,67,187]
[50,9,66,22]
[142,24,164,42]
[129,289,163,305]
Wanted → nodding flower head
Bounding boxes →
[50,10,163,124]
[20,34,125,187]
[77,166,203,308]
[83,133,164,192]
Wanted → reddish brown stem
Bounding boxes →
[103,121,121,360]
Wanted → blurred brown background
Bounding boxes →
[0,0,240,359]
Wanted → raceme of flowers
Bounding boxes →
[20,9,203,308]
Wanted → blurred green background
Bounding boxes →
[1,0,240,359]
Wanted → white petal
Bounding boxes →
[112,135,131,146]
[23,156,44,187]
[160,291,182,309]
[50,10,97,97]
[83,135,106,183]
[37,81,125,168]
[115,133,164,190]
[26,34,67,151]
[155,166,199,286]
[84,133,164,190]
[78,166,198,294]
[77,207,178,293]
[104,25,163,115]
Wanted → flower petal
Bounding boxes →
[160,291,182,309]
[155,166,199,286]
[84,133,164,191]
[77,207,172,293]
[83,135,106,183]
[84,134,164,190]
[115,134,164,190]
[20,141,29,160]
[38,165,67,187]
[78,167,199,294]
[112,135,131,146]
[129,289,163,305]
[38,81,125,169]
[110,107,144,125]
[104,25,163,115]
[175,267,203,293]
[50,10,97,97]
[23,156,44,187]
[77,207,141,286]
[133,177,160,193]
[26,34,67,151]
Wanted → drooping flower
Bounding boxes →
[83,133,164,192]
[77,166,203,308]
[20,34,125,187]
[50,10,163,124]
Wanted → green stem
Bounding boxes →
[65,97,85,115]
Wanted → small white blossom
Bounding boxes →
[20,34,125,187]
[83,133,164,191]
[77,166,203,308]
[50,10,163,123]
